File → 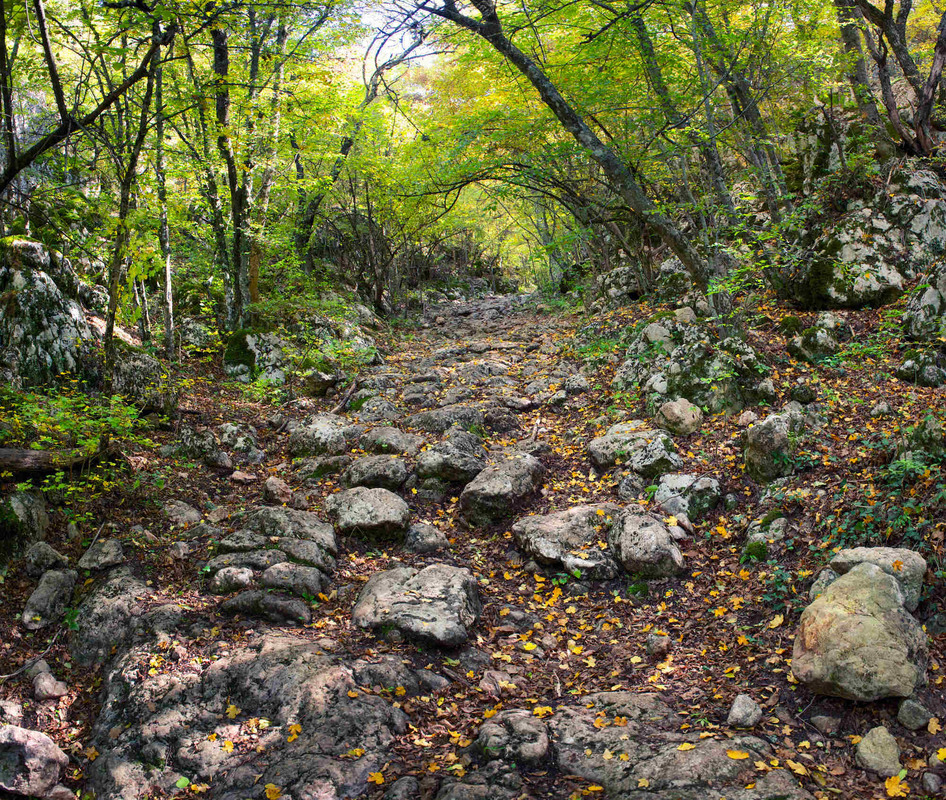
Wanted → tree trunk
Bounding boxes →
[426,0,713,293]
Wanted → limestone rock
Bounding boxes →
[744,412,800,483]
[220,590,312,624]
[33,672,68,701]
[404,523,449,554]
[1,492,49,558]
[360,427,425,457]
[792,563,927,701]
[325,487,410,537]
[415,429,487,484]
[288,413,350,457]
[353,564,481,646]
[0,723,69,797]
[342,455,409,490]
[655,398,703,435]
[855,726,901,776]
[897,699,931,731]
[163,500,202,526]
[262,476,292,505]
[78,539,125,571]
[511,504,621,580]
[608,506,685,578]
[23,542,68,578]
[653,473,720,521]
[828,546,926,612]
[727,694,762,728]
[475,709,549,764]
[459,455,545,527]
[406,404,485,434]
[587,421,681,477]
[208,566,255,594]
[21,570,77,631]
[259,562,329,598]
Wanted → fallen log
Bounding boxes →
[0,447,111,475]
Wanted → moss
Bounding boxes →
[224,329,256,370]
[778,315,803,335]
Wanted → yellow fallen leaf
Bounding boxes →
[522,642,537,651]
[287,723,302,743]
[222,740,234,753]
[663,515,678,527]
[347,690,359,698]
[225,704,240,719]
[937,747,946,762]
[885,775,909,797]
[768,614,784,629]
[928,718,942,735]
[533,706,553,718]
[367,772,385,785]
[727,750,750,760]
[786,759,808,776]
[264,785,282,800]
[602,748,614,760]
[637,778,650,788]
[678,743,696,751]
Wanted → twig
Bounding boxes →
[85,521,107,553]
[330,376,361,414]
[0,628,64,684]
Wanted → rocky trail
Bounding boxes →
[2,292,945,800]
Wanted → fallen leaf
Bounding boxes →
[885,775,909,797]
[264,784,283,800]
[225,704,240,719]
[367,772,385,785]
[768,614,784,629]
[677,743,696,751]
[727,750,750,760]
[928,718,942,735]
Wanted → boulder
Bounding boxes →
[415,429,487,484]
[341,455,409,490]
[405,404,485,434]
[288,413,350,457]
[655,398,703,436]
[511,504,621,580]
[84,635,409,800]
[324,487,410,537]
[33,672,68,701]
[21,570,77,631]
[827,547,926,612]
[792,563,927,701]
[653,473,720,521]
[77,539,125,571]
[223,330,289,384]
[262,476,293,505]
[904,261,946,339]
[259,562,329,598]
[353,564,481,646]
[897,698,931,731]
[360,427,424,456]
[0,492,49,559]
[111,347,179,414]
[0,238,98,388]
[23,542,68,577]
[0,724,69,798]
[475,709,550,764]
[608,506,685,578]
[587,421,681,477]
[744,412,800,483]
[404,523,449,554]
[459,455,545,527]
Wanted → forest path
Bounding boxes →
[6,293,939,800]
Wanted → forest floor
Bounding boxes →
[1,289,944,800]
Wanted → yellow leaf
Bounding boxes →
[727,750,750,760]
[786,759,808,776]
[522,642,537,651]
[768,614,784,629]
[395,686,407,697]
[225,704,240,719]
[483,708,498,719]
[264,784,283,800]
[207,732,218,742]
[222,740,234,753]
[347,690,359,698]
[936,747,946,762]
[678,743,696,751]
[602,748,613,760]
[533,706,554,718]
[928,718,942,735]
[885,775,909,797]
[367,772,385,785]
[663,515,678,527]
[637,778,650,788]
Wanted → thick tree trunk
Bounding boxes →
[833,0,884,126]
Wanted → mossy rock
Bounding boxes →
[224,329,257,370]
[778,315,804,335]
